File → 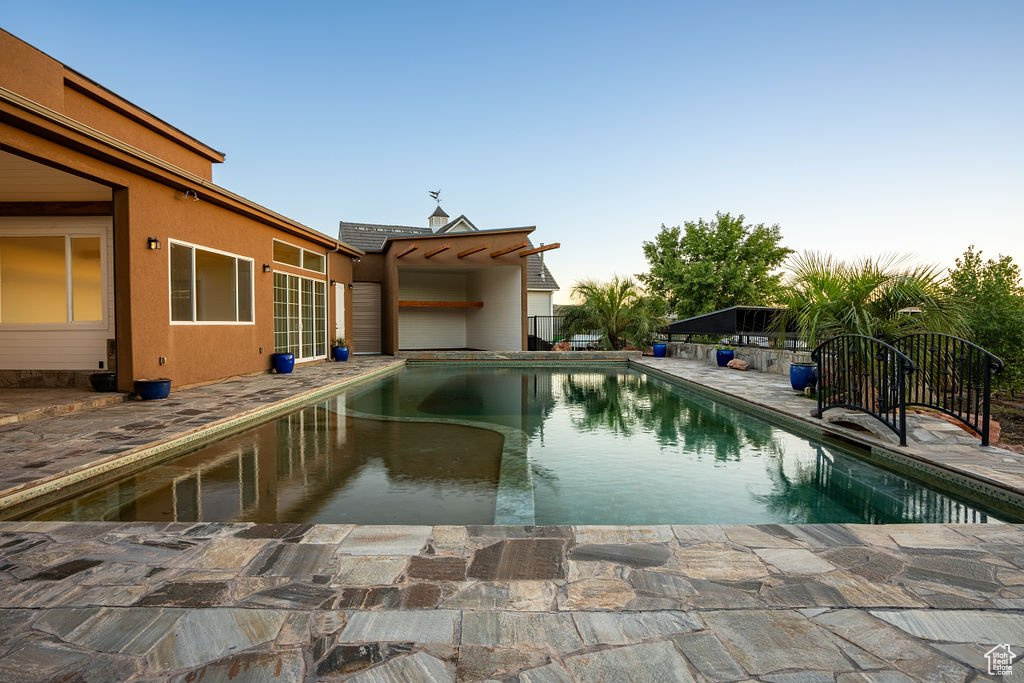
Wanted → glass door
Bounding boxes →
[274,272,326,361]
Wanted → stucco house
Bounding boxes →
[339,207,559,354]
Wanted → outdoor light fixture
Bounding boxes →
[147,237,161,250]
[181,189,200,201]
[262,264,272,273]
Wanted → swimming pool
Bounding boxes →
[26,365,1015,525]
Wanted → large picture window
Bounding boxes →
[0,234,104,325]
[170,241,253,323]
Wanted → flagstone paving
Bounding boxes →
[0,521,1021,681]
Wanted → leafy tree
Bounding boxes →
[774,252,966,346]
[639,212,792,318]
[563,277,668,350]
[947,246,1024,394]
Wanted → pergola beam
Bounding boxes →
[457,244,488,258]
[490,241,529,258]
[424,244,450,259]
[396,245,418,259]
[519,242,560,257]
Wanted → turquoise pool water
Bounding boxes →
[27,365,1014,525]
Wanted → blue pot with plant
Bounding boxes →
[652,341,668,358]
[271,352,295,374]
[716,348,735,367]
[332,337,350,362]
[790,362,818,391]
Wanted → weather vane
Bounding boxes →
[428,189,441,204]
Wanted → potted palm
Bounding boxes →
[332,337,351,362]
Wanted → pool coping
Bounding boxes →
[633,359,1024,516]
[0,361,407,514]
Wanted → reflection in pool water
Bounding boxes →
[26,366,1014,525]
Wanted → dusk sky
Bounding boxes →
[3,2,1021,302]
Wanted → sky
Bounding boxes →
[3,2,1022,303]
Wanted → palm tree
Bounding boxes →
[774,252,966,346]
[563,277,668,350]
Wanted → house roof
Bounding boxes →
[435,215,478,233]
[430,205,449,218]
[338,218,559,290]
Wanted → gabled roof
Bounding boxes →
[338,222,432,251]
[435,215,477,233]
[430,205,449,218]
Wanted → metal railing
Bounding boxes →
[895,333,1004,446]
[528,316,567,350]
[812,335,916,446]
[662,332,805,350]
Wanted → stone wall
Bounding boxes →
[666,342,805,376]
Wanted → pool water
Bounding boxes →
[27,365,1013,525]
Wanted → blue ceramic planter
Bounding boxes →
[134,378,171,400]
[332,346,350,362]
[790,363,818,391]
[271,352,295,374]
[652,342,667,358]
[716,349,735,367]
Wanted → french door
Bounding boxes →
[273,272,326,360]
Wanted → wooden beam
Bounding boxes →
[490,241,530,258]
[399,300,484,308]
[457,244,488,258]
[424,244,450,259]
[519,242,561,257]
[0,201,113,217]
[396,245,418,259]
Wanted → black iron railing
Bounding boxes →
[812,335,916,446]
[895,333,1004,446]
[528,316,566,350]
[660,332,805,350]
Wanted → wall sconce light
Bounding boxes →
[147,237,161,250]
[182,189,200,201]
[353,256,361,263]
[262,264,272,273]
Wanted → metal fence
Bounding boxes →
[528,316,567,350]
[895,333,1004,446]
[812,335,916,446]
[660,332,806,350]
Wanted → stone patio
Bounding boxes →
[1,355,1024,680]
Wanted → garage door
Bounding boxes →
[351,282,381,354]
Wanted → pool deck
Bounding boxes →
[0,356,1023,681]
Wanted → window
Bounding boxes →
[274,272,326,359]
[0,234,104,325]
[170,241,253,323]
[273,239,326,274]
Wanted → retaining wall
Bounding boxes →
[666,342,804,376]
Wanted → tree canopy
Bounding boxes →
[947,246,1024,394]
[639,212,792,319]
[563,277,668,350]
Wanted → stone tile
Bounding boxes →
[457,644,548,681]
[754,548,838,575]
[519,662,573,683]
[672,525,728,543]
[560,578,637,610]
[563,641,695,682]
[762,673,834,683]
[629,570,698,599]
[429,525,469,555]
[573,525,675,544]
[723,525,803,548]
[669,543,770,581]
[339,610,458,644]
[783,524,866,548]
[246,543,336,577]
[338,526,432,556]
[300,524,354,544]
[406,556,466,581]
[461,611,582,652]
[170,650,305,683]
[29,558,103,581]
[760,579,849,608]
[702,610,850,675]
[467,539,565,580]
[335,556,408,585]
[466,525,574,540]
[816,571,924,607]
[146,608,289,669]
[813,609,969,682]
[185,538,269,570]
[344,652,452,683]
[870,609,1024,645]
[0,639,92,680]
[573,611,702,646]
[443,580,558,611]
[62,607,184,656]
[135,581,230,607]
[316,642,414,677]
[821,547,905,581]
[566,559,625,581]
[276,612,311,646]
[836,673,916,683]
[901,554,1001,593]
[887,526,976,551]
[244,582,335,609]
[569,543,671,567]
[688,579,763,609]
[672,631,747,682]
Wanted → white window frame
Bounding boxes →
[0,221,110,331]
[272,238,326,274]
[168,239,255,325]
